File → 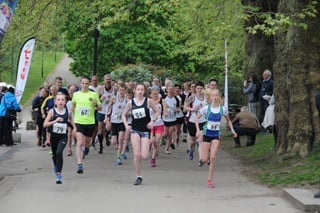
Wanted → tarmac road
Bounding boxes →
[0,55,302,213]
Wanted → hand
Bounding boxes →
[146,121,153,130]
[232,132,237,138]
[196,130,201,138]
[55,117,63,122]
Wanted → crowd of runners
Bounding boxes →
[31,75,236,187]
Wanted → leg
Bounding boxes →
[208,139,220,183]
[131,133,142,177]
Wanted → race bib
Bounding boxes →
[53,123,67,134]
[113,113,122,121]
[207,121,220,131]
[132,108,146,119]
[79,107,91,116]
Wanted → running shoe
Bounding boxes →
[56,173,62,184]
[83,147,90,156]
[198,160,204,167]
[170,143,175,150]
[188,150,194,160]
[121,153,128,160]
[150,159,156,167]
[98,147,103,154]
[67,149,73,156]
[165,148,171,154]
[77,164,83,174]
[207,180,215,188]
[116,157,122,165]
[134,177,143,185]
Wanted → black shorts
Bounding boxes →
[75,124,95,137]
[164,121,177,127]
[111,123,125,136]
[202,135,221,143]
[176,117,185,125]
[187,122,205,137]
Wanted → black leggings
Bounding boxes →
[51,136,67,173]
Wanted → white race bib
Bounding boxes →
[52,123,67,134]
[207,121,220,131]
[132,108,146,119]
[79,107,91,116]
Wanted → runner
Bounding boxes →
[195,89,236,188]
[97,74,115,153]
[122,83,160,185]
[184,81,207,165]
[162,83,178,154]
[71,76,101,174]
[43,93,74,184]
[174,83,186,146]
[149,85,167,167]
[120,88,134,160]
[105,83,126,165]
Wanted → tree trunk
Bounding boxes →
[274,0,320,157]
[243,0,320,157]
[242,0,278,73]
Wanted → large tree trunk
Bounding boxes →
[274,0,320,157]
[243,0,320,157]
[242,0,279,73]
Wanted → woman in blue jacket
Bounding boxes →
[0,86,21,146]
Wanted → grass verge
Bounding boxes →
[221,132,320,188]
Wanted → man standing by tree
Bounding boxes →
[259,69,273,122]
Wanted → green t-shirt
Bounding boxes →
[72,90,100,125]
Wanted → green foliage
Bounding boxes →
[111,63,155,83]
[244,1,318,36]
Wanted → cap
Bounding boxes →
[150,85,160,92]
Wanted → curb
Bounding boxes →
[283,188,320,212]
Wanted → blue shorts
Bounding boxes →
[97,112,106,122]
[131,129,150,139]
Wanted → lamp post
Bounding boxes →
[93,27,99,75]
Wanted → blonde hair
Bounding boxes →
[207,88,223,105]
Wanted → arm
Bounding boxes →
[195,112,202,138]
[122,100,132,129]
[224,114,237,137]
[43,109,63,128]
[148,99,160,122]
[183,95,194,112]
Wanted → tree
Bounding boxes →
[242,0,320,157]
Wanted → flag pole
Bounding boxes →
[224,39,229,111]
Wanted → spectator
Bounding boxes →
[31,87,48,146]
[259,69,274,121]
[0,86,21,146]
[232,106,260,147]
[243,73,260,117]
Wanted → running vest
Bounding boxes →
[163,96,177,122]
[99,86,115,114]
[48,107,69,136]
[202,105,223,138]
[131,97,151,132]
[110,95,126,123]
[188,95,208,123]
[150,98,164,126]
[175,95,184,119]
[72,90,100,125]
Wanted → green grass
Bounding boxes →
[1,51,64,105]
[221,132,320,188]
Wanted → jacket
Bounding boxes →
[0,91,21,117]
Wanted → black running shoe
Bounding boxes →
[134,177,143,185]
[170,143,175,149]
[77,164,83,174]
